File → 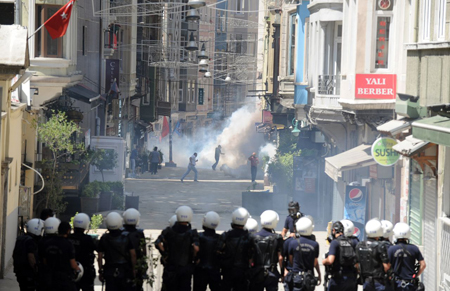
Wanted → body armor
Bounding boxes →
[166,229,193,267]
[68,233,95,266]
[356,240,385,279]
[13,235,35,271]
[198,232,219,269]
[126,229,145,258]
[252,234,280,270]
[103,233,130,265]
[222,233,251,269]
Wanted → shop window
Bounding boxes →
[35,4,63,58]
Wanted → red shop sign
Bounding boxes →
[355,74,396,99]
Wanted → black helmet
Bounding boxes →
[288,201,300,217]
[332,221,344,234]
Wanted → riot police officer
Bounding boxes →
[245,217,259,234]
[193,211,221,291]
[322,221,357,291]
[38,216,61,289]
[341,219,359,248]
[68,213,96,291]
[388,223,426,291]
[123,208,147,291]
[12,218,44,291]
[355,219,391,291]
[249,210,284,291]
[217,207,252,291]
[380,220,393,249]
[156,205,199,291]
[42,221,81,291]
[287,217,321,291]
[281,201,303,238]
[97,212,137,291]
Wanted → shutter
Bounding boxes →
[423,179,437,290]
[409,169,423,245]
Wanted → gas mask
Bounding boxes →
[288,208,301,219]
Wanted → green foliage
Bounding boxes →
[91,149,118,182]
[135,237,157,287]
[107,181,124,210]
[81,181,110,198]
[69,212,103,233]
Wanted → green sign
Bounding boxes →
[198,88,204,105]
[371,137,400,166]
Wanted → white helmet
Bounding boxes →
[393,222,411,239]
[296,217,314,236]
[74,262,84,282]
[123,208,141,226]
[244,218,258,234]
[231,207,249,226]
[26,219,44,236]
[260,210,279,229]
[380,220,394,238]
[44,217,61,234]
[105,212,123,230]
[168,215,177,227]
[203,211,220,229]
[365,219,383,238]
[176,206,193,222]
[305,215,315,226]
[341,219,355,238]
[73,213,90,230]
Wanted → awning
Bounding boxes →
[412,115,450,147]
[376,119,411,135]
[65,84,100,104]
[392,135,429,156]
[325,144,376,182]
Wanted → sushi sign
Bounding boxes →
[371,137,400,166]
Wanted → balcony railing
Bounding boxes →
[318,75,340,96]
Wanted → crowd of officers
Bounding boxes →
[12,201,426,291]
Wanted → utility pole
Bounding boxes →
[166,75,176,167]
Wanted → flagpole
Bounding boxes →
[28,24,45,40]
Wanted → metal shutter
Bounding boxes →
[409,171,423,245]
[423,180,437,290]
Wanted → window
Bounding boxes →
[236,34,242,54]
[82,26,87,56]
[236,0,242,13]
[422,0,431,41]
[35,5,63,58]
[304,18,310,81]
[437,0,446,40]
[288,13,297,76]
[375,17,390,69]
[179,89,183,103]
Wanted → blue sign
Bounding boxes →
[344,185,367,241]
[198,88,204,105]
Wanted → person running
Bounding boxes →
[181,153,198,182]
[212,145,224,171]
[248,152,259,183]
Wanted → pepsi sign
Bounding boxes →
[344,185,367,241]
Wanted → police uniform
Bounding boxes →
[42,235,77,291]
[123,225,147,291]
[68,230,97,291]
[13,233,39,291]
[159,223,199,291]
[327,236,357,291]
[288,235,319,291]
[283,237,295,291]
[193,228,221,291]
[355,238,390,291]
[283,213,304,235]
[249,228,283,291]
[98,229,136,291]
[218,228,252,291]
[388,242,424,291]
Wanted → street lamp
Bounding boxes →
[187,0,206,8]
[185,32,198,51]
[204,71,212,78]
[198,43,208,60]
[291,118,300,137]
[225,74,231,82]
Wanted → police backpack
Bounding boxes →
[338,237,357,268]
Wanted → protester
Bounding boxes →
[212,145,224,171]
[181,153,199,182]
[248,152,259,183]
[149,147,161,175]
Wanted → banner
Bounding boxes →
[344,185,367,241]
[105,59,120,96]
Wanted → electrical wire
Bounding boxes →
[22,163,45,195]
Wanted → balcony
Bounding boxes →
[279,77,295,99]
[313,75,342,110]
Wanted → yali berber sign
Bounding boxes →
[355,74,396,99]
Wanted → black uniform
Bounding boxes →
[158,223,199,291]
[41,236,77,291]
[283,237,295,291]
[355,238,390,291]
[194,228,221,291]
[13,234,39,291]
[217,228,252,291]
[249,228,283,291]
[326,236,358,291]
[288,235,319,291]
[124,225,147,291]
[98,229,135,291]
[68,229,97,291]
[388,242,424,291]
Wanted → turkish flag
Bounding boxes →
[161,116,169,139]
[44,0,76,39]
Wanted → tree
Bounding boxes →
[37,111,85,212]
[91,149,118,182]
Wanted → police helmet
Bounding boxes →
[340,219,355,238]
[73,213,90,230]
[44,217,61,234]
[380,220,394,238]
[123,208,141,226]
[288,201,300,215]
[202,211,220,229]
[332,221,344,234]
[231,207,249,226]
[393,222,411,239]
[168,215,177,227]
[305,215,315,226]
[176,206,193,223]
[365,219,383,238]
[26,219,45,236]
[74,262,84,282]
[105,212,123,230]
[244,218,258,234]
[296,217,314,236]
[260,210,279,230]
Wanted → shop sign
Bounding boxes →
[105,59,120,96]
[198,88,204,105]
[371,137,400,166]
[355,74,396,99]
[344,185,367,241]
